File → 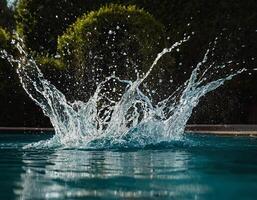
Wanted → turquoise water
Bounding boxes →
[1,133,257,199]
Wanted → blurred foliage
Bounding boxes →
[58,4,169,100]
[128,0,257,124]
[14,0,257,68]
[0,27,10,48]
[36,55,65,70]
[15,0,79,54]
[0,0,256,126]
[15,0,123,54]
[0,0,15,30]
[0,27,50,126]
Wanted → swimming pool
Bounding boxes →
[1,133,257,199]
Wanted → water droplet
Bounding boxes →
[54,54,61,59]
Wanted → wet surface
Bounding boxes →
[1,133,257,199]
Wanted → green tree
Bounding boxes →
[58,4,168,99]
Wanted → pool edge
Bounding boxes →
[1,125,257,136]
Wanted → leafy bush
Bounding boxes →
[11,0,257,124]
[0,27,10,48]
[36,55,65,70]
[35,55,73,99]
[58,4,167,98]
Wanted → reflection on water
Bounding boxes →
[16,149,210,199]
[1,134,257,199]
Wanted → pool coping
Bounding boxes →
[1,125,257,136]
[186,124,257,136]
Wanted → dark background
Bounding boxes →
[0,0,257,127]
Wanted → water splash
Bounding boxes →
[0,36,245,149]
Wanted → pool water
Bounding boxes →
[1,133,257,200]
